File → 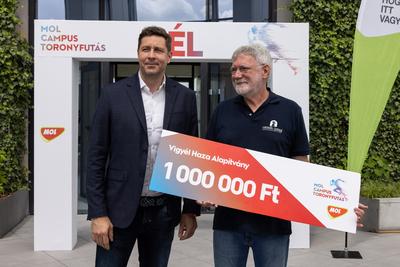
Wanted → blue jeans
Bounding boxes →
[95,205,175,267]
[213,229,290,267]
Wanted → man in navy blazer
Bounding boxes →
[86,26,200,267]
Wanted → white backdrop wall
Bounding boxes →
[34,20,309,250]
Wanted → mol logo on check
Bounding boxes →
[327,205,348,219]
[41,127,64,142]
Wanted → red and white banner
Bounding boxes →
[150,130,361,233]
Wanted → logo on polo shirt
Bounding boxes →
[262,120,283,133]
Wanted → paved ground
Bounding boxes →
[0,215,399,266]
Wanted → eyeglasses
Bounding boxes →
[230,64,265,74]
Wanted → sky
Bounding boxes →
[137,0,233,21]
[38,0,233,20]
[38,0,65,19]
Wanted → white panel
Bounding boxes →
[273,59,309,135]
[34,56,78,250]
[290,222,310,248]
[35,20,308,62]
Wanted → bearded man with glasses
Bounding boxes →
[204,43,366,267]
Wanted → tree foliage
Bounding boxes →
[0,0,32,196]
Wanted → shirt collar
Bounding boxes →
[138,71,166,94]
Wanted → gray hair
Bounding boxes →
[231,43,272,67]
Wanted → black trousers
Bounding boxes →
[95,205,175,267]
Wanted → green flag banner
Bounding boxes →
[348,0,400,173]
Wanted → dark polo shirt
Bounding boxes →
[206,90,310,235]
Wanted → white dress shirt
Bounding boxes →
[138,72,166,196]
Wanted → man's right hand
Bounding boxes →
[91,216,114,250]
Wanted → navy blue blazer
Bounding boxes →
[86,73,200,228]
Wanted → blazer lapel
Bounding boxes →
[125,74,147,132]
[163,78,178,129]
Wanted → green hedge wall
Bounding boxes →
[291,1,400,197]
[0,0,32,196]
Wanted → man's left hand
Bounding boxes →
[354,203,368,227]
[178,213,197,240]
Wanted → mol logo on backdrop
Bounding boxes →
[41,127,65,142]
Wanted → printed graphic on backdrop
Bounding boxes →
[248,24,301,75]
[348,0,400,172]
[150,130,361,233]
[40,127,65,142]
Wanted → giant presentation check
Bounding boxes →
[149,130,361,233]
